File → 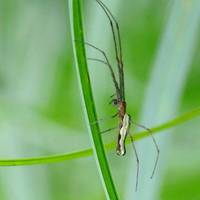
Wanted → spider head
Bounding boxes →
[111,98,118,106]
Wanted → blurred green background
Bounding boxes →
[1,0,200,199]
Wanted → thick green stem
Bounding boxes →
[68,0,118,199]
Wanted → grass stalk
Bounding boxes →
[0,107,199,166]
[68,0,118,199]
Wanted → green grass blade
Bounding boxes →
[125,1,200,199]
[68,0,118,199]
[134,106,200,140]
[0,107,199,166]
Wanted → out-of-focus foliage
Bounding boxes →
[0,0,200,200]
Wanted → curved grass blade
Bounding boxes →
[68,0,118,199]
[126,1,200,199]
[0,107,199,166]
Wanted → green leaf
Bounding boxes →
[125,1,200,199]
[68,0,118,199]
[0,107,199,166]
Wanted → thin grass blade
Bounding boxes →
[68,0,118,199]
[125,1,200,199]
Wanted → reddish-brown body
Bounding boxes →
[117,101,126,121]
[116,101,127,155]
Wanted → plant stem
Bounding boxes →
[0,107,199,166]
[68,0,118,199]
